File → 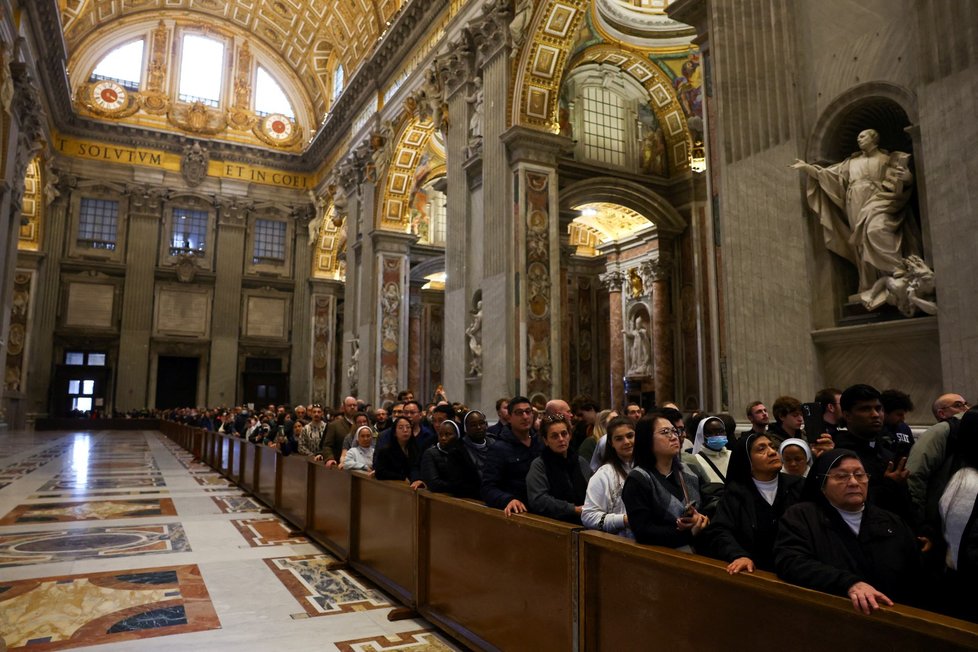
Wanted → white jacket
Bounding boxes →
[582,462,634,538]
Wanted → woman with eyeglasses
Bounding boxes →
[704,433,804,574]
[622,412,709,551]
[775,449,922,615]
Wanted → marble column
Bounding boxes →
[473,2,515,406]
[502,127,574,402]
[309,280,342,407]
[650,250,675,404]
[441,40,474,404]
[408,293,423,396]
[25,185,69,418]
[206,200,248,406]
[338,159,365,399]
[115,186,163,411]
[371,230,415,405]
[600,271,626,410]
[290,213,313,404]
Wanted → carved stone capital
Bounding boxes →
[216,197,252,223]
[647,251,674,282]
[441,29,477,97]
[126,184,167,215]
[599,270,626,293]
[470,0,514,63]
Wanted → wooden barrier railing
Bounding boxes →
[158,422,978,652]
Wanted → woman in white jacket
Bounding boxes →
[582,416,636,538]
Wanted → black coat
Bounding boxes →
[480,427,543,509]
[420,443,481,499]
[374,440,422,483]
[622,464,702,549]
[775,501,921,604]
[705,473,804,570]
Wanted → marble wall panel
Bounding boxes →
[65,282,114,329]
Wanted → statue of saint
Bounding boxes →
[465,300,483,376]
[623,315,652,377]
[466,76,484,150]
[791,129,922,294]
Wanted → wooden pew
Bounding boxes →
[417,492,579,651]
[350,474,417,607]
[278,451,311,530]
[254,444,280,509]
[577,530,978,651]
[308,463,354,560]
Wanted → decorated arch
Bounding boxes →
[378,115,442,232]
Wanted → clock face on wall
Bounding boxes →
[92,80,128,111]
[262,113,293,141]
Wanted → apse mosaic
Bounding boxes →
[264,554,390,617]
[0,498,177,525]
[0,565,218,649]
[0,523,190,568]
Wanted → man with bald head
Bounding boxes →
[908,391,972,533]
[545,399,574,423]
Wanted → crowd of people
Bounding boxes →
[163,385,977,622]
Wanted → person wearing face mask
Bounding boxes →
[704,434,804,573]
[775,449,923,615]
[691,415,732,484]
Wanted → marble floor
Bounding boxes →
[0,430,460,651]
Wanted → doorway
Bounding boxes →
[156,356,199,408]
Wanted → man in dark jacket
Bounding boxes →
[481,395,542,515]
[834,384,913,522]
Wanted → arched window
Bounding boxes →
[333,64,345,102]
[91,40,144,90]
[179,34,224,107]
[254,67,294,118]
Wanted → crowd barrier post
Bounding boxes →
[279,451,311,530]
[308,462,355,561]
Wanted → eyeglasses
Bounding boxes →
[944,400,970,410]
[511,408,534,417]
[826,471,871,483]
[654,427,681,439]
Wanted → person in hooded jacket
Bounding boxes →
[775,448,923,615]
[704,433,804,573]
[421,420,481,498]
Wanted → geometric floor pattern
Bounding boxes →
[0,429,458,651]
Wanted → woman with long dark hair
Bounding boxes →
[582,416,635,538]
[622,412,708,550]
[373,415,425,489]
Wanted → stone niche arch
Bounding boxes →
[803,83,926,318]
[560,176,686,236]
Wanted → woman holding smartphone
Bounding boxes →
[622,412,709,551]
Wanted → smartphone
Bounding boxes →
[801,402,826,444]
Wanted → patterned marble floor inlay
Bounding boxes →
[0,523,190,567]
[230,517,307,547]
[334,629,457,652]
[29,489,170,500]
[0,564,219,649]
[193,474,232,487]
[211,496,270,513]
[0,498,177,524]
[37,476,167,492]
[265,554,390,617]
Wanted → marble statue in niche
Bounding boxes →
[465,76,484,157]
[465,300,483,376]
[347,338,359,396]
[307,190,327,245]
[791,128,936,316]
[624,314,652,377]
[510,0,533,58]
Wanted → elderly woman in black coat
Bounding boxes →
[775,449,922,615]
[704,433,804,574]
